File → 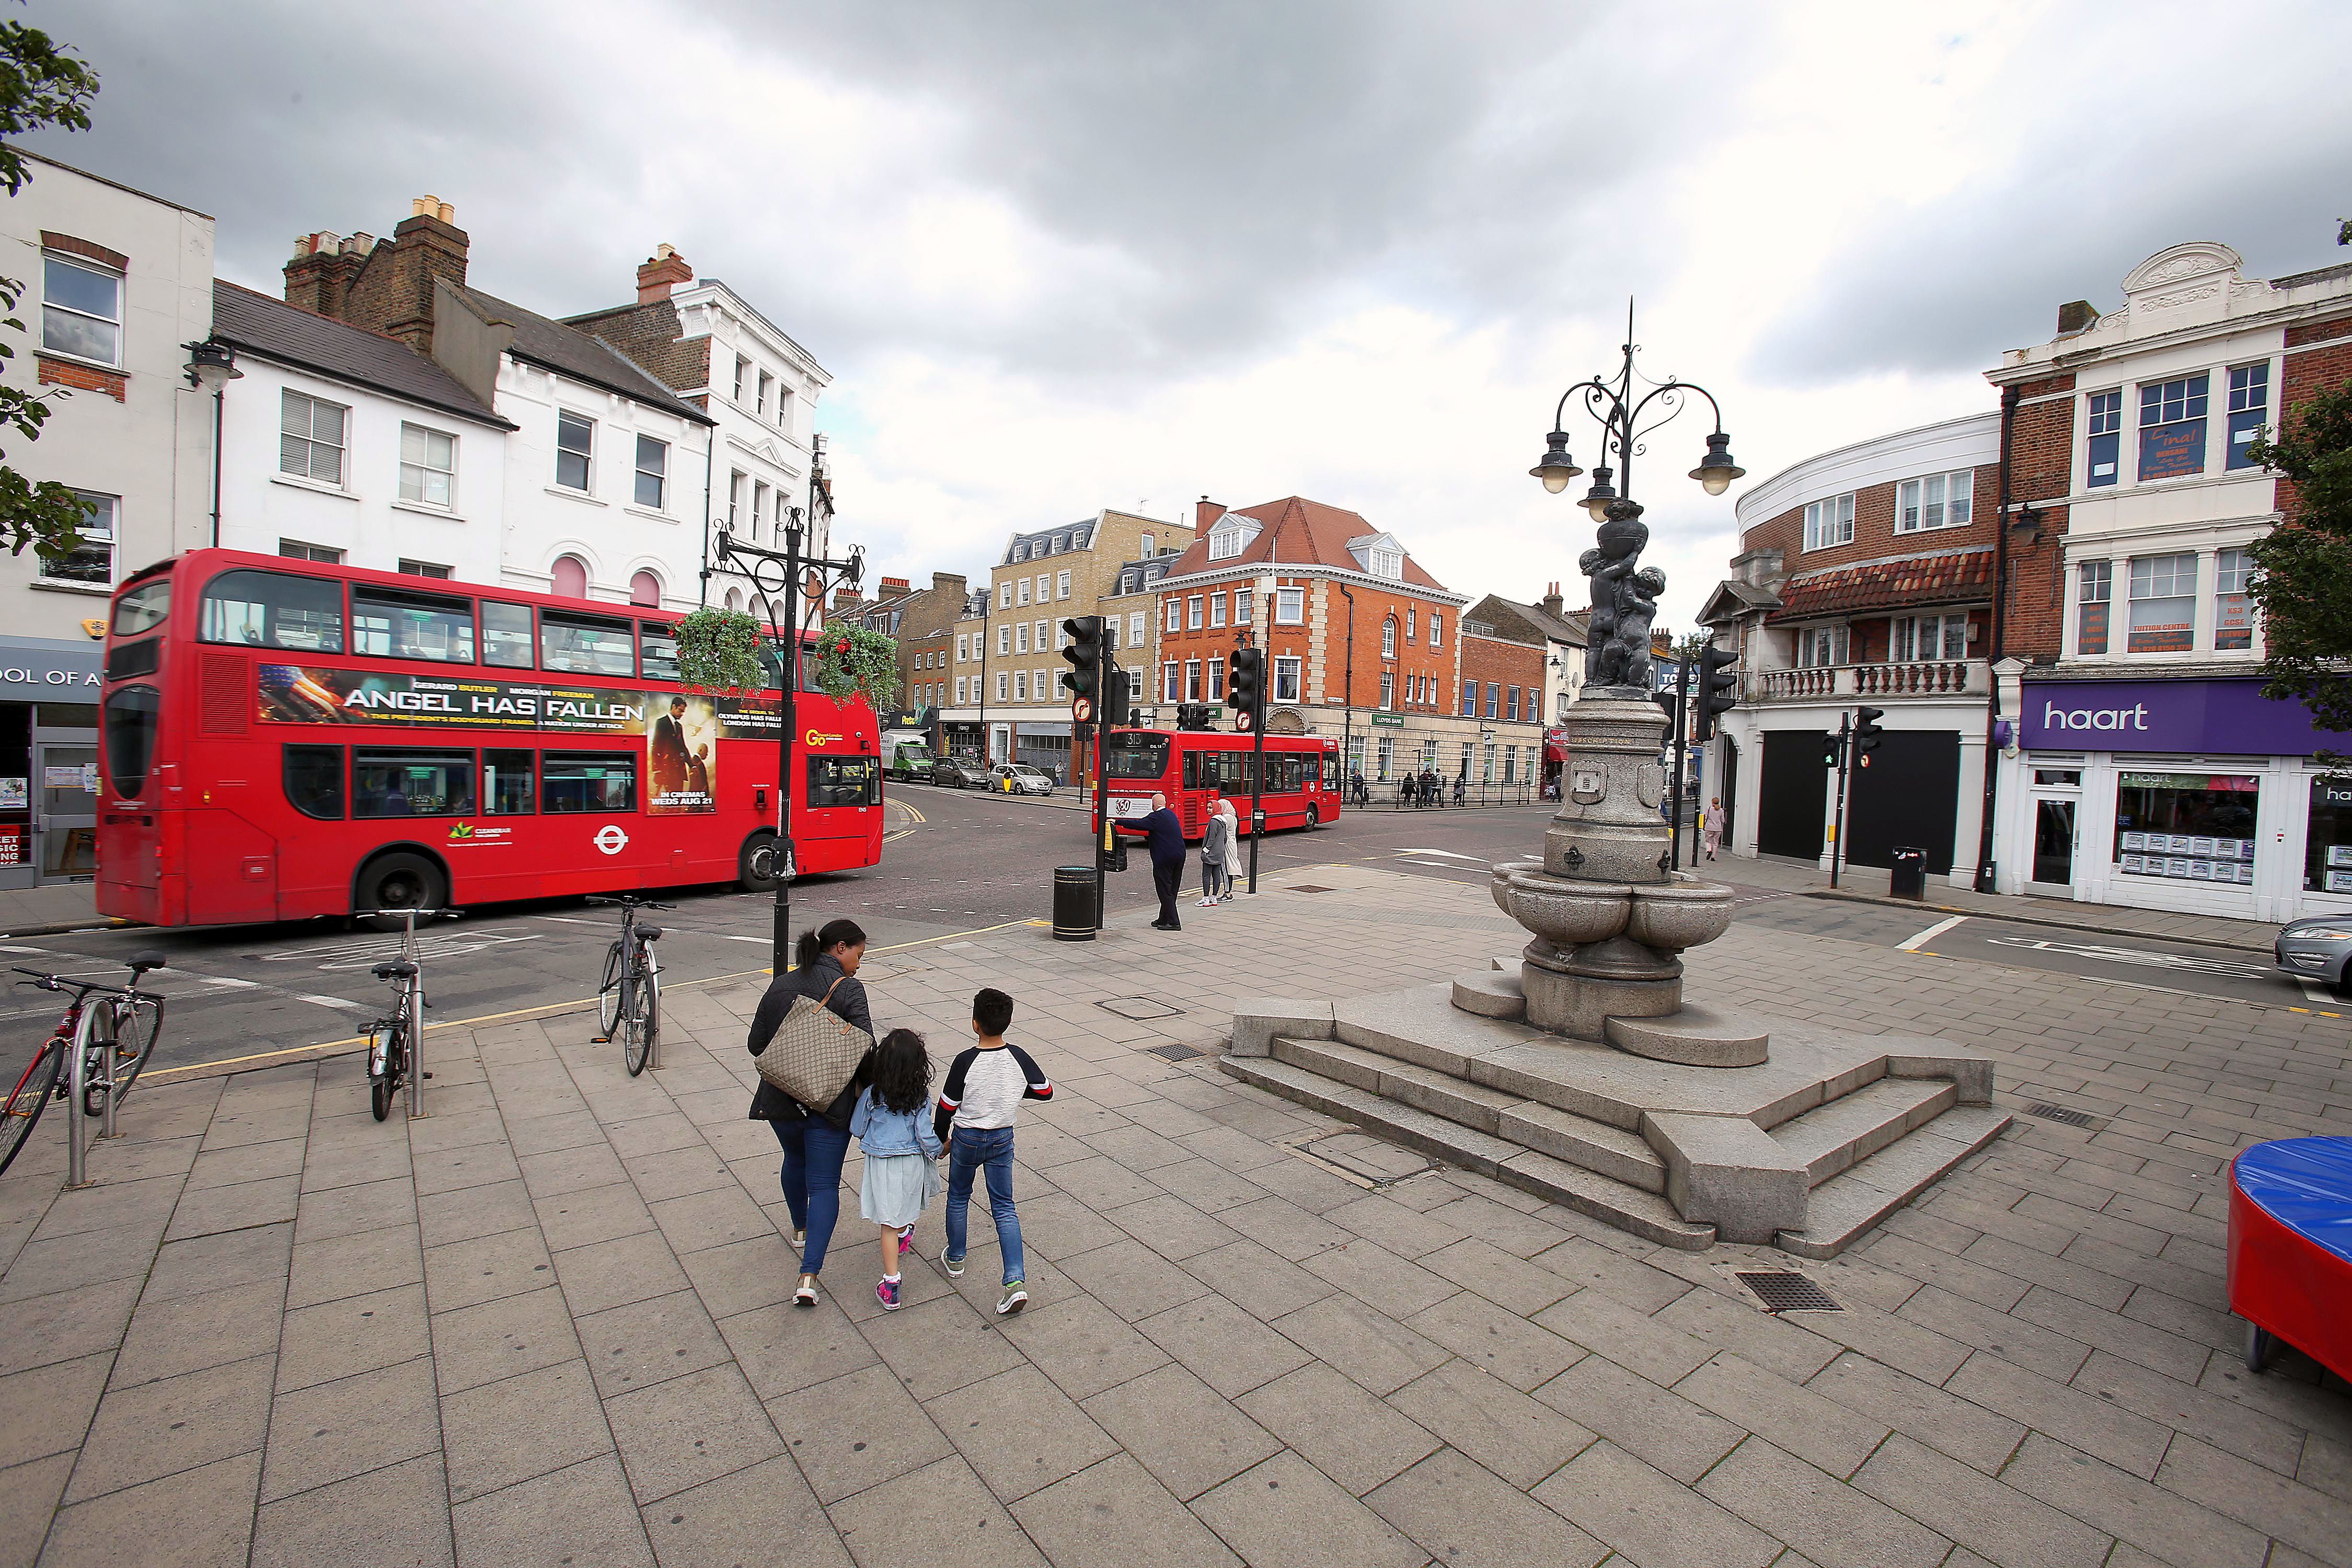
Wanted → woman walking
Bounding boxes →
[747,918,876,1309]
[1214,795,1242,901]
[1702,797,1723,861]
[1199,792,1231,907]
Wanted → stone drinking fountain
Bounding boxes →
[1226,309,2008,1255]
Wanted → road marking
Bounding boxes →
[1898,915,1967,952]
[2302,979,2337,1005]
[203,976,261,989]
[0,944,49,954]
[295,994,371,1012]
[1395,848,1483,861]
[1981,934,2273,979]
[538,916,604,926]
[264,931,541,971]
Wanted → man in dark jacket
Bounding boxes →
[1119,791,1187,930]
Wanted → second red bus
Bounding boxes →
[1099,729,1341,840]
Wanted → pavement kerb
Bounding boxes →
[1800,886,2280,954]
[0,916,137,938]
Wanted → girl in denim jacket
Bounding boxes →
[850,1029,943,1310]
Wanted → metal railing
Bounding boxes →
[1750,660,1983,702]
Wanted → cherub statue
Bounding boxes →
[1579,511,1667,689]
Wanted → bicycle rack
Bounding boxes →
[406,964,428,1119]
[65,1010,120,1190]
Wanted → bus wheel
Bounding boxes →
[1305,804,1321,829]
[355,852,446,920]
[739,833,780,893]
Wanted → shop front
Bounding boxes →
[0,637,105,891]
[2005,676,2345,922]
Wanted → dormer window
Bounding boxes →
[1052,534,1067,553]
[1012,544,1027,563]
[1208,526,1245,562]
[1370,548,1402,580]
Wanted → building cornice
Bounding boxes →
[1152,561,1471,607]
[1988,292,2352,386]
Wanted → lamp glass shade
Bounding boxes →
[1689,433,1744,497]
[1700,471,1733,497]
[1584,497,1615,524]
[1541,469,1573,494]
[1528,431,1582,493]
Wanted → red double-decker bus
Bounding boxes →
[1100,729,1341,840]
[95,548,882,927]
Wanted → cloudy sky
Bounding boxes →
[29,0,2349,629]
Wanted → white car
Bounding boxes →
[980,764,1056,797]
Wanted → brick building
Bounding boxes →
[941,509,1189,771]
[1456,620,1548,790]
[1152,497,1474,786]
[1987,241,2352,922]
[870,571,969,728]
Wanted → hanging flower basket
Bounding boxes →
[674,607,766,693]
[812,622,900,712]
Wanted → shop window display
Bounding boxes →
[2309,778,2352,895]
[2113,771,2258,885]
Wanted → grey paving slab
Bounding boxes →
[1080,1363,1281,1502]
[824,1454,1047,1568]
[1273,1293,1453,1396]
[63,1352,272,1504]
[718,1298,882,1403]
[1388,1357,1595,1491]
[1673,1351,1891,1480]
[0,1451,71,1568]
[39,1449,260,1568]
[2003,1431,2270,1568]
[1533,1352,1743,1484]
[440,1357,614,1504]
[640,1452,853,1568]
[430,1284,584,1397]
[1850,1433,2113,1568]
[1009,1454,1243,1568]
[1365,1446,1609,1568]
[250,1452,454,1568]
[449,1451,655,1568]
[1698,1435,1950,1568]
[575,1287,732,1397]
[602,1361,782,1505]
[0,1352,110,1471]
[0,1277,136,1381]
[1134,1292,1314,1397]
[765,1362,955,1506]
[533,1180,658,1253]
[285,1221,423,1310]
[276,1281,429,1394]
[259,1353,440,1504]
[1191,1451,1431,1568]
[923,1362,1120,1504]
[1238,1362,1441,1495]
[1000,1293,1172,1402]
[1531,1439,1781,1568]
[137,1220,293,1304]
[423,1224,556,1315]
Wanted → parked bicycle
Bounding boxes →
[589,895,671,1075]
[0,952,169,1180]
[356,907,460,1121]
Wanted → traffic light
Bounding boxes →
[1175,703,1216,732]
[1852,706,1885,759]
[1694,644,1738,743]
[1821,732,1844,770]
[1059,616,1103,702]
[1103,661,1131,728]
[1228,648,1264,730]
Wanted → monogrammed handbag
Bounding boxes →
[753,975,874,1110]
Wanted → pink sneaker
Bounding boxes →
[877,1276,901,1311]
[898,1226,915,1258]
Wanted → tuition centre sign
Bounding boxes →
[2022,677,2332,755]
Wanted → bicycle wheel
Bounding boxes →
[0,1038,62,1176]
[622,963,658,1076]
[597,941,624,1037]
[370,1020,402,1122]
[84,1000,159,1117]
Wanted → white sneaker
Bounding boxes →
[1198,897,1215,907]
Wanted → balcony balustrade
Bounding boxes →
[1749,659,1984,702]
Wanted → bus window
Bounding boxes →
[200,569,343,653]
[283,745,345,820]
[1105,733,1169,780]
[353,749,476,817]
[809,755,879,808]
[543,752,637,813]
[112,577,170,637]
[484,749,534,814]
[640,623,680,683]
[352,585,476,663]
[540,611,635,677]
[102,685,160,799]
[1182,752,1200,790]
[481,602,535,668]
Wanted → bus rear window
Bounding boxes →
[200,569,343,653]
[112,578,170,637]
[1106,735,1169,780]
[541,612,634,677]
[353,585,476,663]
[544,753,637,813]
[102,684,160,799]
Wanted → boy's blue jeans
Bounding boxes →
[943,1126,1025,1284]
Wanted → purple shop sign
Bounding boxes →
[2023,677,2330,755]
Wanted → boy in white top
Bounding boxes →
[933,987,1053,1312]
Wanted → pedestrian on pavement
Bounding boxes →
[747,918,876,1309]
[1215,795,1243,899]
[850,1027,942,1312]
[1421,767,1439,809]
[1350,769,1367,807]
[1200,791,1231,906]
[1120,790,1187,929]
[1702,797,1722,861]
[936,987,1052,1315]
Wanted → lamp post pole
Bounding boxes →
[713,439,860,974]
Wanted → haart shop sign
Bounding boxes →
[2021,677,2328,755]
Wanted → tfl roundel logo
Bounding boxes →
[593,825,629,856]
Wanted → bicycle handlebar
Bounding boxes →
[585,896,676,909]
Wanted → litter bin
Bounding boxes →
[1052,864,1098,941]
[1888,846,1927,901]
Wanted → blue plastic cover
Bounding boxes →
[2233,1137,2352,1268]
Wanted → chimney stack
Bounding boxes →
[636,242,694,305]
[879,576,910,596]
[1541,581,1563,619]
[2056,299,2100,336]
[1196,495,1226,532]
[285,197,468,349]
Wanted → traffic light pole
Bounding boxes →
[1829,711,1852,890]
[1248,698,1265,895]
[1668,658,1690,872]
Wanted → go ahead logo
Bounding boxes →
[594,825,629,856]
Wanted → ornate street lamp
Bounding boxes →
[709,434,866,973]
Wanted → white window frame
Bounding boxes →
[1000,583,1013,609]
[280,389,349,487]
[1184,660,1202,701]
[1035,667,1049,702]
[1235,591,1252,626]
[1889,613,1968,663]
[2126,553,2198,655]
[1379,671,1394,710]
[2213,547,2254,651]
[554,409,596,492]
[1187,596,1203,630]
[956,676,968,705]
[1163,662,1180,701]
[39,491,116,585]
[1056,569,1071,601]
[1208,527,1244,561]
[1128,610,1145,647]
[995,672,1008,701]
[956,634,969,662]
[1016,578,1030,607]
[997,625,1011,656]
[1429,612,1442,648]
[1273,656,1302,705]
[1381,618,1397,658]
[1276,587,1305,625]
[41,252,121,367]
[1209,592,1226,629]
[1803,492,1855,551]
[1013,671,1028,701]
[1370,547,1402,580]
[1207,656,1225,701]
[633,434,668,511]
[1796,625,1848,667]
[398,423,457,509]
[1036,573,1050,601]
[1165,598,1181,633]
[1896,469,1973,533]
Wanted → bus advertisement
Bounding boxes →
[1099,728,1341,840]
[97,548,882,927]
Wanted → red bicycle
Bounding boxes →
[0,953,168,1178]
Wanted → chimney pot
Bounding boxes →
[412,196,433,217]
[437,201,454,223]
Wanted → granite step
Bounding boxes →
[1774,1105,2013,1259]
[1272,1036,1667,1193]
[1224,1053,1714,1250]
[1768,1076,1957,1185]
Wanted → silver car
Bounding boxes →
[2275,915,2352,995]
[982,764,1056,797]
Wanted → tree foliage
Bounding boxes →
[2246,377,2352,739]
[0,13,100,563]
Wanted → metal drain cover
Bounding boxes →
[1288,885,1336,893]
[1304,1132,1440,1184]
[1098,997,1181,1021]
[1735,1271,1841,1313]
[1146,1043,1203,1061]
[2026,1102,2094,1127]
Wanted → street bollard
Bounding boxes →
[407,968,428,1117]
